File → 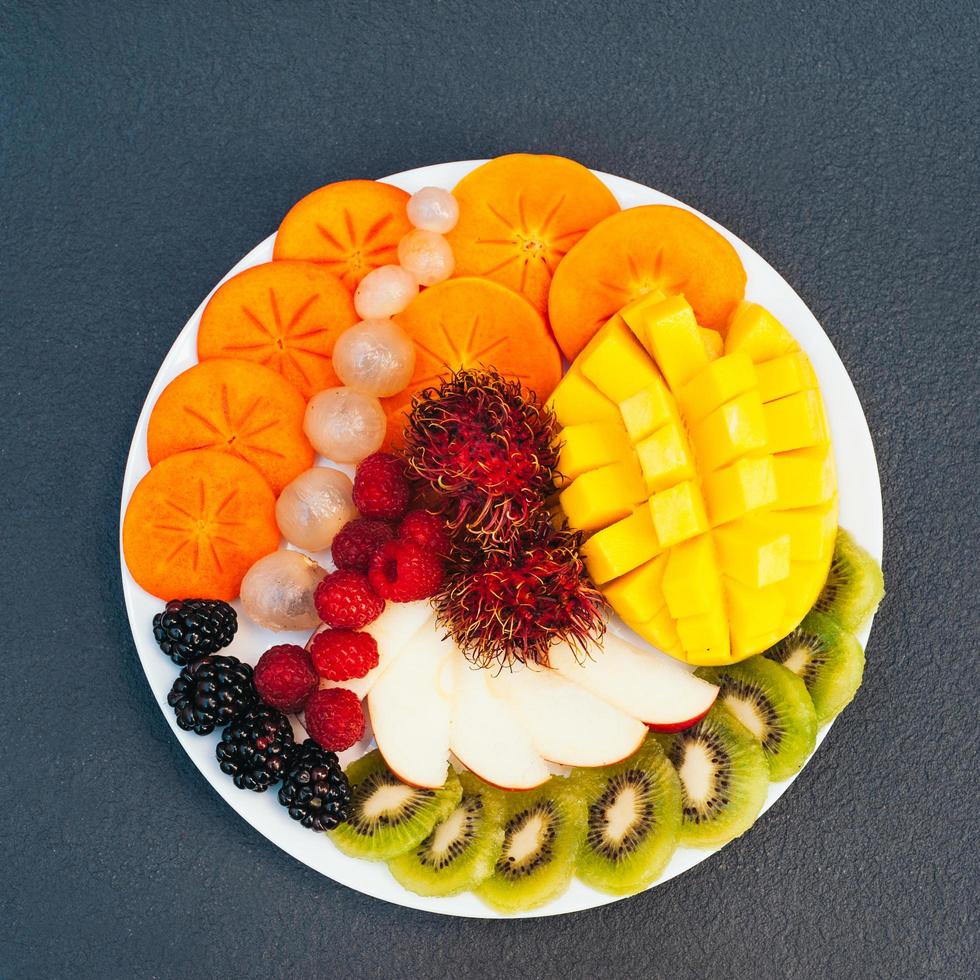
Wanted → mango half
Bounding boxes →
[550,296,837,665]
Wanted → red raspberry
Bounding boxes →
[368,539,445,602]
[332,518,395,573]
[353,452,412,520]
[398,509,451,555]
[314,570,385,628]
[253,644,318,713]
[305,687,365,751]
[310,629,380,681]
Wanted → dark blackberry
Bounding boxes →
[167,655,257,735]
[278,739,352,831]
[216,704,295,792]
[153,599,237,666]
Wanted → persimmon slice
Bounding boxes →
[384,277,562,443]
[123,449,280,600]
[273,179,412,289]
[446,154,619,316]
[548,205,747,361]
[197,260,358,398]
[147,359,313,494]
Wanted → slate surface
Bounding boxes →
[2,1,977,977]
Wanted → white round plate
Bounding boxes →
[120,160,883,918]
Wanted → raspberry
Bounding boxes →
[314,570,385,628]
[253,645,318,713]
[398,509,451,555]
[368,539,445,602]
[353,452,412,520]
[305,687,365,752]
[332,518,395,573]
[310,629,380,681]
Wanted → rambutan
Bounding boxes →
[404,368,560,546]
[434,519,608,668]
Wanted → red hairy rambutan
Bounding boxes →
[403,368,560,546]
[434,519,608,668]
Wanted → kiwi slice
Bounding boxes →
[697,658,817,781]
[329,751,462,861]
[474,777,585,914]
[763,611,865,724]
[387,771,505,897]
[814,529,884,631]
[653,704,769,848]
[571,738,682,896]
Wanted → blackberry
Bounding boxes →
[153,599,237,666]
[217,704,294,792]
[167,655,257,735]
[278,739,352,831]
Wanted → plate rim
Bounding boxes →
[118,158,883,918]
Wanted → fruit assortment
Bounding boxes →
[123,154,885,914]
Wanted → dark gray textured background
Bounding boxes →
[2,1,977,977]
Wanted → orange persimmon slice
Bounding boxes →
[548,205,747,360]
[197,260,358,398]
[384,277,562,444]
[147,359,313,494]
[123,449,280,600]
[273,179,412,289]
[446,153,619,316]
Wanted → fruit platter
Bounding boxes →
[120,156,884,918]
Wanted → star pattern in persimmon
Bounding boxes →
[314,209,399,288]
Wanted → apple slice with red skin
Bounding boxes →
[449,652,551,791]
[548,632,719,732]
[368,631,455,789]
[489,666,647,767]
[307,600,434,700]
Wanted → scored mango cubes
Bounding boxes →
[559,457,646,533]
[555,297,838,665]
[662,534,722,618]
[636,417,695,492]
[763,389,830,453]
[648,480,708,548]
[690,390,768,471]
[580,507,661,585]
[547,364,620,427]
[557,422,630,484]
[756,350,818,403]
[618,376,674,442]
[603,554,668,623]
[580,317,663,403]
[623,295,709,390]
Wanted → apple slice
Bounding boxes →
[368,630,455,788]
[449,652,550,790]
[549,632,719,731]
[490,666,647,767]
[307,600,434,699]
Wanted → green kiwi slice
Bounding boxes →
[571,738,682,896]
[697,658,817,781]
[329,751,462,861]
[387,771,505,897]
[474,777,585,914]
[763,611,865,724]
[813,528,884,631]
[653,704,769,848]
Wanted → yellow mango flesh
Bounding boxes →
[547,364,619,427]
[756,350,818,402]
[559,457,646,533]
[580,507,660,585]
[554,304,838,665]
[557,422,630,484]
[603,554,668,623]
[636,416,696,492]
